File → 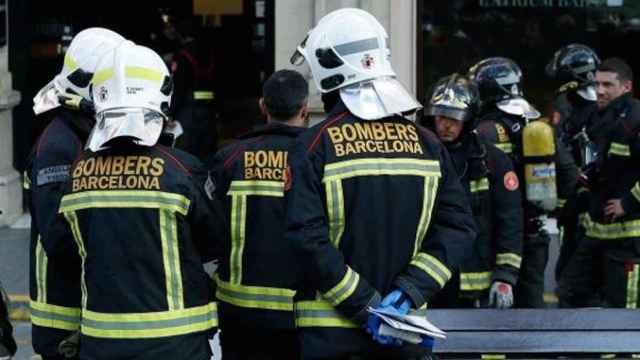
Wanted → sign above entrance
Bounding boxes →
[479,0,624,7]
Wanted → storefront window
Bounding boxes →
[419,0,640,109]
[418,0,640,310]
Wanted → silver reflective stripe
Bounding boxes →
[334,37,379,56]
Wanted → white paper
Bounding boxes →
[368,307,447,339]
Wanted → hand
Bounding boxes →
[58,93,95,115]
[366,290,411,347]
[604,199,625,222]
[489,281,513,309]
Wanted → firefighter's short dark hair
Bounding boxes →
[598,57,633,83]
[262,69,309,121]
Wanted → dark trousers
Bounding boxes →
[515,227,550,308]
[220,325,300,360]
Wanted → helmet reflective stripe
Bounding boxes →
[93,67,165,86]
[334,38,379,56]
[495,72,520,86]
[64,53,79,72]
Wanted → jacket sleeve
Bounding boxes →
[189,161,228,263]
[30,138,79,258]
[618,115,640,214]
[393,143,477,308]
[489,148,523,286]
[285,140,380,325]
[554,135,579,212]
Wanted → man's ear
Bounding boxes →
[623,80,633,94]
[259,98,268,117]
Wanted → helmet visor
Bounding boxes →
[497,97,541,120]
[290,35,309,66]
[340,77,422,120]
[86,108,164,152]
[427,105,470,123]
[577,85,597,101]
[33,79,63,115]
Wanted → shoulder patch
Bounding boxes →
[504,171,519,191]
[204,172,216,200]
[495,123,510,143]
[37,165,71,186]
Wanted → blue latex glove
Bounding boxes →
[366,289,412,346]
[420,335,435,349]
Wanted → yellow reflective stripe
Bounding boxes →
[410,253,452,288]
[325,179,345,247]
[64,53,78,71]
[323,158,441,183]
[160,209,183,310]
[81,302,218,339]
[609,142,631,156]
[632,183,640,204]
[125,66,163,82]
[601,355,616,359]
[557,198,567,209]
[460,271,492,291]
[496,253,522,269]
[59,190,190,215]
[627,264,639,309]
[215,275,295,311]
[323,267,360,306]
[414,176,439,255]
[470,178,489,193]
[30,300,81,331]
[23,170,31,190]
[92,68,113,86]
[35,236,48,303]
[295,300,358,328]
[92,66,163,86]
[227,180,284,197]
[581,213,640,239]
[482,355,506,360]
[495,143,513,154]
[229,195,247,284]
[64,211,88,309]
[193,91,214,100]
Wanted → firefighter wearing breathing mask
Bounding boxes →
[27,28,126,360]
[425,74,523,310]
[287,8,476,359]
[52,42,226,360]
[470,57,578,308]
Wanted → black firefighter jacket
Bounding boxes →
[446,132,523,297]
[53,142,226,360]
[284,102,477,358]
[210,122,305,330]
[25,109,90,356]
[585,93,640,248]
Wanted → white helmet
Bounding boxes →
[291,8,421,120]
[85,42,173,152]
[33,27,126,115]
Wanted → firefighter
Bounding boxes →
[53,42,226,359]
[209,69,308,360]
[28,28,126,360]
[0,282,16,360]
[171,19,218,159]
[287,9,477,359]
[469,57,578,308]
[546,44,602,306]
[559,58,640,308]
[426,74,523,309]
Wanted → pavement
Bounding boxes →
[0,214,561,359]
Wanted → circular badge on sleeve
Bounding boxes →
[504,171,519,191]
